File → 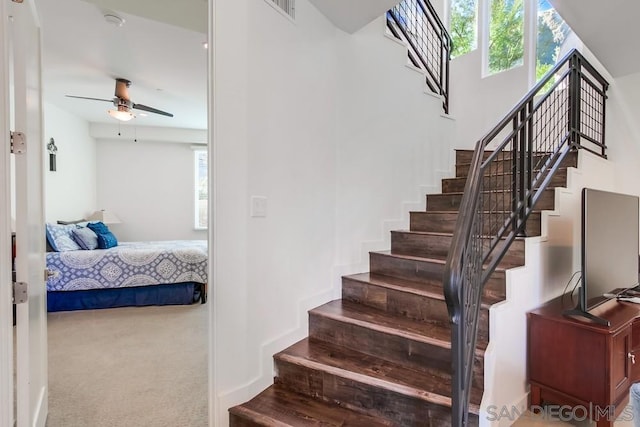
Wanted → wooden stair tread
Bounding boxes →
[444,167,569,179]
[344,272,499,307]
[392,229,527,241]
[371,250,508,273]
[345,272,444,298]
[410,210,543,214]
[431,188,554,196]
[310,299,487,352]
[277,338,483,411]
[229,385,394,426]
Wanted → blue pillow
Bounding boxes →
[87,221,110,235]
[71,227,98,250]
[45,223,82,252]
[97,231,118,249]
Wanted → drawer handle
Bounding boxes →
[629,352,636,364]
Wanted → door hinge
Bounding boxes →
[10,131,26,154]
[12,281,28,304]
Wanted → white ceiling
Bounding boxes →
[36,0,208,130]
[307,0,401,33]
[550,0,640,77]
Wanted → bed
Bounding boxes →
[46,240,208,312]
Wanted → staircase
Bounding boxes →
[228,149,578,426]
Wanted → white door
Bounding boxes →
[1,1,47,426]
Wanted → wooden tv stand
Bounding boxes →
[527,294,640,426]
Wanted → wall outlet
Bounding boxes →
[250,196,267,218]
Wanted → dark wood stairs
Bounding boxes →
[228,149,578,426]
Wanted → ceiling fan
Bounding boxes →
[66,78,174,121]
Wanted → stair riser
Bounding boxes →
[369,252,506,302]
[455,152,578,177]
[455,150,493,164]
[391,231,525,268]
[310,314,450,371]
[309,314,487,385]
[274,361,480,427]
[228,415,255,427]
[341,278,489,343]
[409,211,541,236]
[442,170,567,193]
[426,189,555,212]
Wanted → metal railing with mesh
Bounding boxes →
[387,0,451,113]
[443,49,608,426]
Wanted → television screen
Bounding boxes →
[581,188,640,311]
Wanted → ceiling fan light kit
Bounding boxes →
[107,106,134,121]
[66,77,174,122]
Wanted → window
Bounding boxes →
[194,149,208,229]
[536,0,571,83]
[488,0,524,74]
[450,0,478,58]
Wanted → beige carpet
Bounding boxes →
[47,304,208,427]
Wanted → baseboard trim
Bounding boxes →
[216,286,333,427]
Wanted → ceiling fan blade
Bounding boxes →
[115,78,131,101]
[66,95,113,103]
[132,103,174,117]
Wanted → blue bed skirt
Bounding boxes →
[47,282,205,312]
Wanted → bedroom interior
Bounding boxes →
[16,0,210,423]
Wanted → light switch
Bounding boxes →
[251,196,267,218]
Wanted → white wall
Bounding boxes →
[605,72,640,199]
[43,102,97,223]
[334,17,455,276]
[449,50,530,149]
[95,138,207,242]
[212,1,456,425]
[213,2,338,421]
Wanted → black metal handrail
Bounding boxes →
[387,0,451,113]
[443,49,608,426]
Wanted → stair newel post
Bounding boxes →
[568,53,582,150]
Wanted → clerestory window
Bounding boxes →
[450,0,478,58]
[536,0,571,83]
[488,0,525,74]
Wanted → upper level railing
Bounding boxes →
[387,0,451,113]
[442,49,608,426]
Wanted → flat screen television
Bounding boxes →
[567,188,640,325]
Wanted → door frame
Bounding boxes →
[0,0,15,425]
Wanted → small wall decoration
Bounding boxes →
[47,137,58,171]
